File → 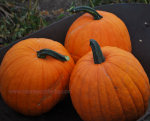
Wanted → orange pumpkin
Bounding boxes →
[0,38,74,116]
[65,6,131,62]
[69,39,149,121]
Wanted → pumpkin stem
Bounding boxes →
[37,49,70,61]
[90,39,105,64]
[69,6,103,20]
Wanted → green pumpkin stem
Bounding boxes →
[90,39,105,64]
[37,49,70,61]
[69,6,103,20]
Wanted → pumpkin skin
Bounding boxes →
[0,38,74,116]
[69,39,149,121]
[65,6,131,62]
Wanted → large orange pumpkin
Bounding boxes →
[69,39,149,121]
[65,6,131,62]
[0,38,74,116]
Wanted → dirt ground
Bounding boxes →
[38,0,88,23]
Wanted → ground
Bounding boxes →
[38,0,88,23]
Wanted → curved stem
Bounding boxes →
[90,39,105,64]
[69,6,103,20]
[37,49,69,62]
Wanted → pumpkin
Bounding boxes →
[0,38,74,116]
[65,6,131,62]
[69,39,149,121]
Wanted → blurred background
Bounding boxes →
[0,0,150,47]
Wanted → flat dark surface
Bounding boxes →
[0,3,150,121]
